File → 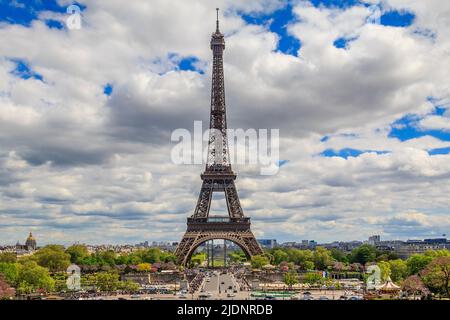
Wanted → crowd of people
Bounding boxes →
[188,272,206,294]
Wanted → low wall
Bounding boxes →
[121,272,186,285]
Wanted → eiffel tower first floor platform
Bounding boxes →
[175,217,264,266]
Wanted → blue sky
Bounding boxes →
[0,0,86,28]
[0,0,65,26]
[0,0,449,245]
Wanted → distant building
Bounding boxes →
[281,241,298,248]
[309,240,317,249]
[279,240,320,250]
[15,232,37,252]
[423,238,447,244]
[136,241,149,248]
[395,238,450,259]
[257,239,277,249]
[368,235,381,245]
[25,232,37,250]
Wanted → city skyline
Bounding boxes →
[0,0,449,245]
[1,231,447,247]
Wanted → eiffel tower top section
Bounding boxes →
[211,8,225,50]
[204,8,233,177]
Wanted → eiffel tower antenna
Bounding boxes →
[175,9,263,266]
[216,8,221,33]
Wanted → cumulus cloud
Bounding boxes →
[0,0,449,244]
[419,115,450,131]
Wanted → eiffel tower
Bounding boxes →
[175,9,264,266]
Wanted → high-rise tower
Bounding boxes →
[175,9,263,266]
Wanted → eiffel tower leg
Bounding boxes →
[175,229,264,267]
[224,179,244,218]
[211,239,214,268]
[193,180,213,218]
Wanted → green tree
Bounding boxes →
[140,248,162,264]
[424,249,450,258]
[17,261,55,294]
[303,272,323,285]
[377,261,391,281]
[421,256,450,297]
[97,250,117,266]
[283,270,298,288]
[0,262,21,286]
[286,249,313,266]
[386,252,400,260]
[388,259,408,282]
[65,245,89,264]
[115,252,142,265]
[273,250,289,265]
[251,255,270,269]
[313,247,334,270]
[0,253,17,263]
[191,253,206,266]
[407,254,433,275]
[34,245,71,272]
[303,261,315,271]
[119,280,140,292]
[93,272,121,292]
[350,244,378,265]
[330,248,348,263]
[229,250,247,263]
[136,263,152,272]
[160,251,177,263]
[52,271,68,292]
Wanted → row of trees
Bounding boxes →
[0,245,177,296]
[65,245,177,269]
[0,261,144,296]
[0,245,178,273]
[51,271,139,293]
[249,247,337,270]
[0,261,55,294]
[263,245,399,269]
[377,252,450,298]
[247,246,450,298]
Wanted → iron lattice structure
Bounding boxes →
[175,9,263,266]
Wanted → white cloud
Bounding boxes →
[0,0,449,245]
[419,115,450,131]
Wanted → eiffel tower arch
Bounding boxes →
[175,228,263,267]
[175,9,263,266]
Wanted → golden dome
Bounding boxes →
[26,232,35,241]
